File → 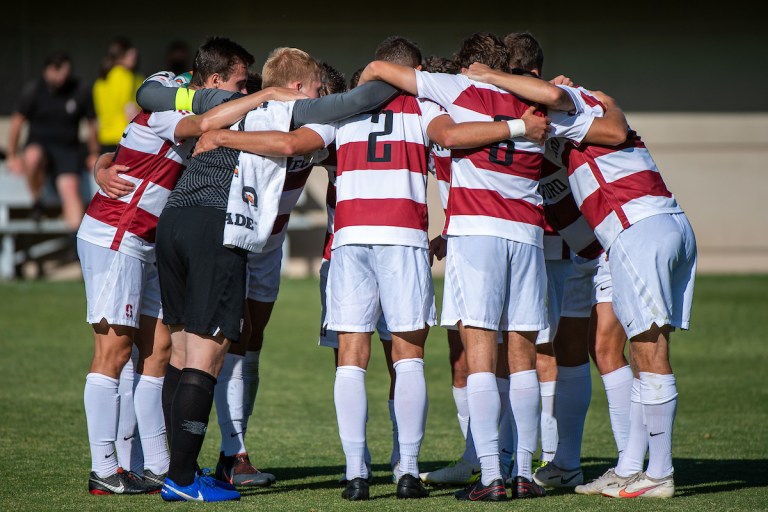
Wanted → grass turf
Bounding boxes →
[0,275,766,511]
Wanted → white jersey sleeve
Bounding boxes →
[147,110,190,144]
[547,85,602,144]
[302,122,337,149]
[418,98,448,141]
[414,71,468,108]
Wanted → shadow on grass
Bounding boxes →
[552,457,768,497]
[246,457,768,497]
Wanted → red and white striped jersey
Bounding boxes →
[322,145,338,261]
[428,143,451,210]
[541,138,603,261]
[311,93,447,249]
[561,86,682,250]
[260,152,318,253]
[77,109,193,262]
[414,71,595,247]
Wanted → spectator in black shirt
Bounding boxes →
[6,51,100,229]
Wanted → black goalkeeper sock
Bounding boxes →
[168,368,217,486]
[162,364,183,448]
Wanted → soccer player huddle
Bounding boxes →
[76,31,697,503]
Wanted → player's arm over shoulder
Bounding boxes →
[581,91,628,145]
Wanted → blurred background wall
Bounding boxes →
[1,0,766,274]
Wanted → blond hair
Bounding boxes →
[261,47,321,88]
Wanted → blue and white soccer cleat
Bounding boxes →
[161,474,241,502]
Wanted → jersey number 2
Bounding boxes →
[489,115,515,165]
[367,110,394,162]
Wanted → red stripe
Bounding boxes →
[579,91,606,112]
[453,85,538,119]
[271,214,290,235]
[608,170,673,204]
[576,239,604,260]
[578,188,619,232]
[113,145,185,188]
[434,154,451,182]
[284,166,313,191]
[123,206,161,243]
[337,140,428,174]
[111,139,174,249]
[447,187,544,228]
[334,198,427,232]
[544,193,583,233]
[323,231,333,260]
[131,111,152,127]
[452,147,543,181]
[84,195,126,227]
[381,94,423,115]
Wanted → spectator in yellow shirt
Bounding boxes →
[93,37,143,152]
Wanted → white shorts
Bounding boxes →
[609,213,697,339]
[246,247,282,302]
[78,238,162,328]
[593,252,613,305]
[318,259,391,348]
[325,244,436,333]
[536,259,571,344]
[442,235,547,332]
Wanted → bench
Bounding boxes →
[0,168,73,279]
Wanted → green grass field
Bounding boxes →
[1,275,767,511]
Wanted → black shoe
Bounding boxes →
[341,477,370,501]
[215,452,275,487]
[143,469,166,493]
[88,467,152,495]
[511,476,546,499]
[454,478,507,501]
[396,473,429,499]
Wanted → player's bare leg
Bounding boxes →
[535,317,590,489]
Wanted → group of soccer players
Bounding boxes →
[76,30,696,503]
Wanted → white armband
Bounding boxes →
[506,119,526,139]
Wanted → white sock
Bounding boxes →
[388,399,400,469]
[335,366,368,480]
[394,359,427,478]
[552,364,591,470]
[601,365,633,456]
[215,353,246,456]
[467,372,501,485]
[243,350,261,428]
[616,378,648,477]
[539,380,557,463]
[115,351,143,473]
[509,370,540,480]
[84,373,120,477]
[133,374,169,474]
[640,372,677,479]
[452,386,470,440]
[497,377,515,475]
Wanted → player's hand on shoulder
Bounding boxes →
[193,130,221,156]
[95,163,133,199]
[549,75,574,87]
[463,62,495,83]
[521,106,550,145]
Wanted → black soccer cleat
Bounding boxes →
[341,477,370,501]
[88,467,153,495]
[454,478,507,501]
[215,452,275,487]
[511,475,546,499]
[396,473,429,499]
[142,469,167,493]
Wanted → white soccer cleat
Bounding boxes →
[419,459,480,485]
[532,462,583,488]
[574,467,633,495]
[602,471,675,499]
